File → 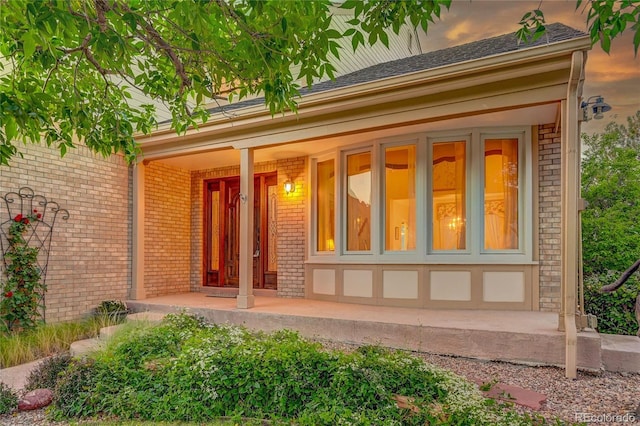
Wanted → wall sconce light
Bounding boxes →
[284,180,295,194]
[581,96,612,121]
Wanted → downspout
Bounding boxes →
[562,50,586,379]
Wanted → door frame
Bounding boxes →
[203,172,277,289]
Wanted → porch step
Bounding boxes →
[69,338,102,357]
[126,311,166,323]
[125,297,640,373]
[600,334,640,373]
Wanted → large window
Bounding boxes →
[316,159,335,252]
[346,151,372,252]
[483,138,519,250]
[384,145,416,251]
[432,141,466,251]
[311,128,528,260]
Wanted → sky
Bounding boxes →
[415,0,640,135]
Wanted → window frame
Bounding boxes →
[310,152,338,257]
[478,130,529,256]
[341,145,376,256]
[427,134,472,255]
[381,137,422,256]
[307,126,533,264]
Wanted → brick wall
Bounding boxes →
[538,123,562,312]
[0,143,131,322]
[144,162,191,297]
[276,157,306,298]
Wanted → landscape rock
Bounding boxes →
[18,389,53,411]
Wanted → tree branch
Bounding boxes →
[115,1,190,94]
[94,0,111,32]
[601,257,640,292]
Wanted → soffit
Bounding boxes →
[156,103,557,171]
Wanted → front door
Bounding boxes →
[204,173,277,289]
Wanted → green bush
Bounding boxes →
[51,358,100,419]
[25,352,72,391]
[584,273,640,335]
[0,382,18,415]
[50,313,564,425]
[580,115,640,336]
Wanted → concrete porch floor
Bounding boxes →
[127,293,637,373]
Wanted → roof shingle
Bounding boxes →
[209,22,587,114]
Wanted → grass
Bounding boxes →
[0,315,119,368]
[83,421,236,426]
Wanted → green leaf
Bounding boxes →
[343,28,356,36]
[340,0,358,10]
[379,30,389,48]
[5,117,17,142]
[368,30,378,46]
[22,32,36,57]
[325,29,341,39]
[351,30,364,51]
[601,33,612,53]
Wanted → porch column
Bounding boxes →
[237,148,255,309]
[131,161,146,300]
[560,51,586,379]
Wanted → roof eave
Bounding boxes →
[137,35,590,148]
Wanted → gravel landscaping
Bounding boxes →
[1,344,638,425]
[418,353,640,424]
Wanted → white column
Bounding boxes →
[237,148,255,308]
[131,161,146,300]
[561,50,586,379]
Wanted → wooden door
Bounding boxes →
[204,174,277,289]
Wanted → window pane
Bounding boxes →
[484,138,518,250]
[316,159,335,252]
[432,141,466,250]
[346,152,371,251]
[267,184,278,270]
[385,145,416,251]
[210,190,220,269]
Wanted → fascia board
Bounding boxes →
[142,81,566,160]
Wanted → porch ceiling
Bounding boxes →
[156,103,557,171]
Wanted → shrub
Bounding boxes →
[25,352,72,391]
[0,382,18,415]
[584,273,640,335]
[48,313,562,425]
[0,316,116,368]
[95,300,129,324]
[51,358,100,419]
